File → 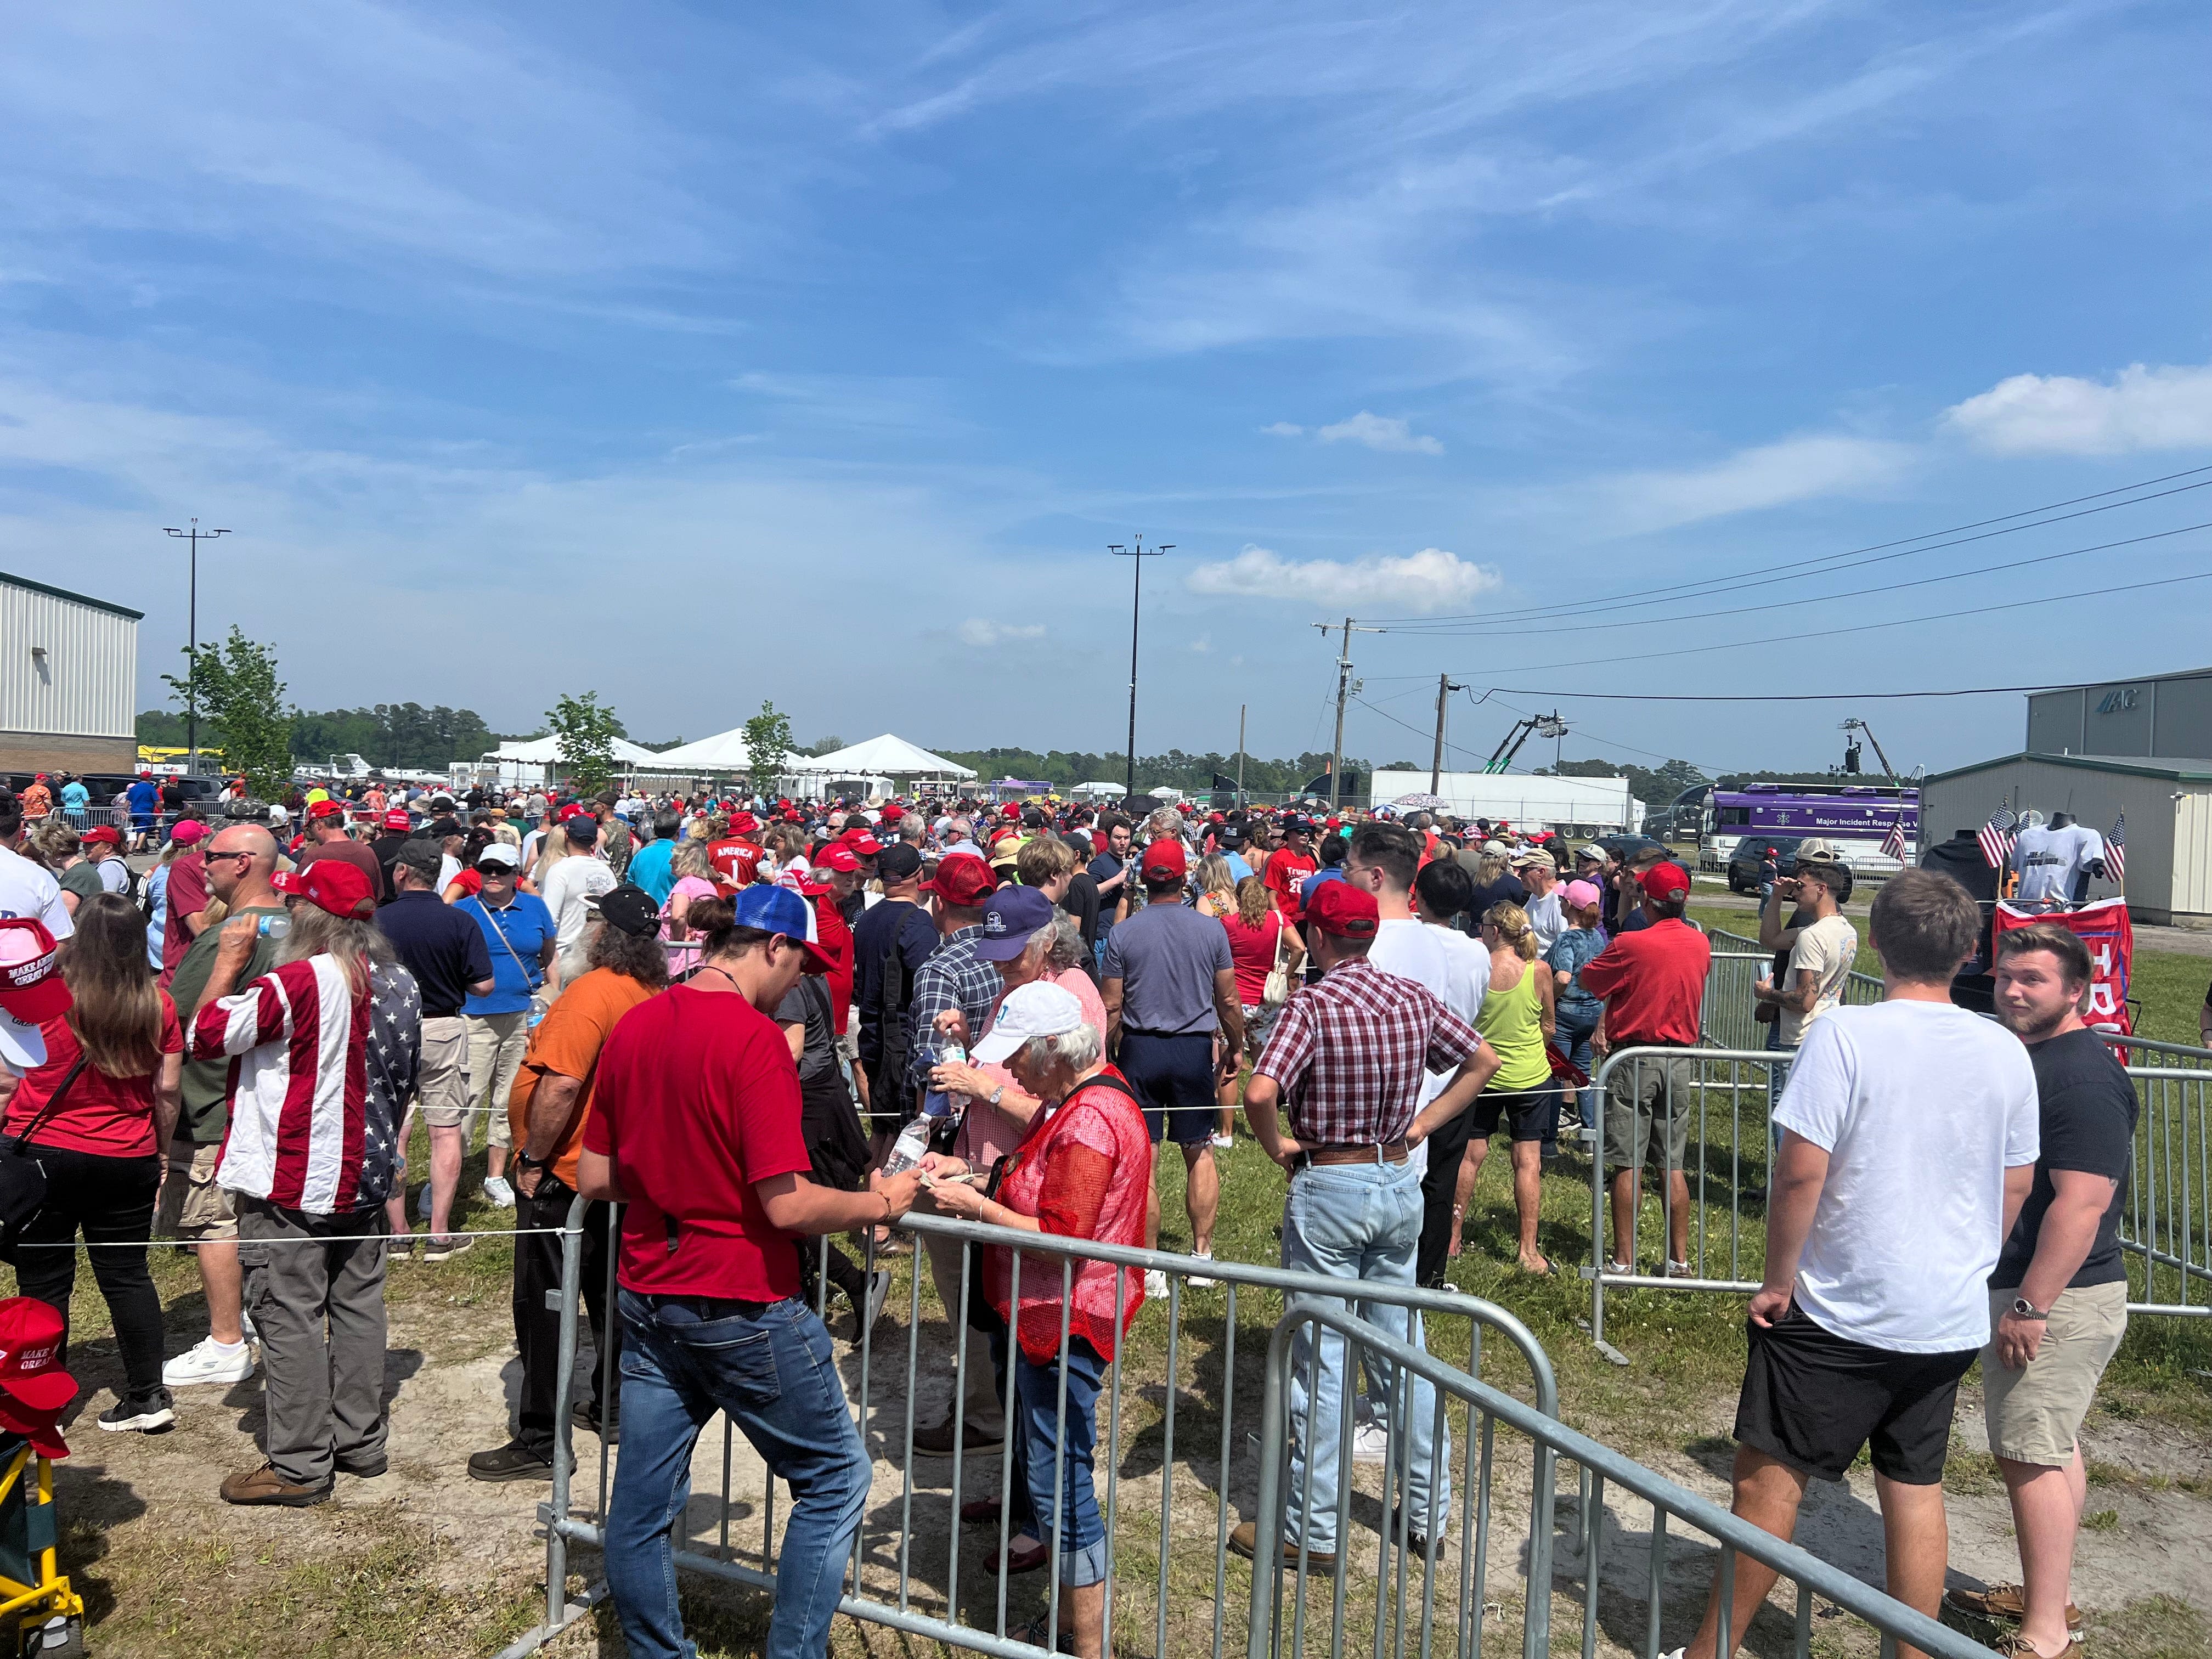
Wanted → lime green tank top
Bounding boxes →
[1475,965,1553,1093]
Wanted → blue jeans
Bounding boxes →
[1279,1159,1448,1551]
[605,1291,869,1659]
[995,1330,1110,1587]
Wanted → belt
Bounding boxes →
[1297,1139,1409,1168]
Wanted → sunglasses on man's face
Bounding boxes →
[205,849,256,865]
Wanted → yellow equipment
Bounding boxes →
[0,1439,82,1656]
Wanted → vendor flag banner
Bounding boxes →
[1994,896,2134,1037]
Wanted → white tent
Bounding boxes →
[488,736,672,768]
[789,734,976,781]
[649,727,755,771]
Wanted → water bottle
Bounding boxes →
[255,913,291,940]
[879,1115,933,1178]
[921,1041,967,1121]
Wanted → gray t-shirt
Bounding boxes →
[1102,900,1233,1036]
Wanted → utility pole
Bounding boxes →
[162,518,232,771]
[1109,538,1171,800]
[1312,616,1382,814]
[1429,673,1465,794]
[1236,703,1246,806]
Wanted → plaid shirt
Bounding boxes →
[909,924,1000,1073]
[1253,956,1483,1147]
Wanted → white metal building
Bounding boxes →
[0,573,139,777]
[1920,752,2212,926]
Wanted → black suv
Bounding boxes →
[1726,837,1855,902]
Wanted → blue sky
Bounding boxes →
[4,1,2210,777]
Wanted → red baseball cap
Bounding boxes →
[170,819,207,846]
[273,859,377,919]
[1639,862,1691,902]
[730,812,760,835]
[383,810,413,831]
[815,844,860,874]
[924,851,996,907]
[0,919,71,1026]
[81,825,122,847]
[1301,880,1380,939]
[841,830,883,855]
[0,1297,78,1415]
[307,800,344,820]
[1140,837,1187,881]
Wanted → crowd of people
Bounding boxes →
[0,771,2147,1659]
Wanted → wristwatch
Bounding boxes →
[988,1086,1005,1109]
[515,1151,549,1173]
[2010,1297,2049,1321]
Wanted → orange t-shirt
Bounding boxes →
[507,968,658,1185]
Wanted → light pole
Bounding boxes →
[163,518,231,771]
[1109,538,1170,800]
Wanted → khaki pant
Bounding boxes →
[157,1139,236,1241]
[1982,1281,2128,1466]
[413,1015,473,1128]
[464,1011,527,1150]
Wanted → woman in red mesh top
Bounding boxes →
[923,979,1150,1659]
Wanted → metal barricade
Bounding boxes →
[507,1200,1561,1659]
[1256,1307,1998,1659]
[2105,1034,2212,1316]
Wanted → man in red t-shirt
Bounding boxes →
[1262,817,1320,916]
[580,884,921,1659]
[160,820,213,984]
[705,810,765,889]
[1578,861,1710,1274]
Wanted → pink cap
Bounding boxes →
[1562,879,1602,911]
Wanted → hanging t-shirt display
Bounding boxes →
[1992,898,2134,1036]
[2012,822,2106,904]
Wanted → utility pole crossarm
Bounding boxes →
[1316,616,1384,812]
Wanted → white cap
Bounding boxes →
[476,842,521,870]
[0,1009,44,1073]
[972,981,1087,1065]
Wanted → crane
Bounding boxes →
[1483,712,1567,774]
[1838,718,1901,783]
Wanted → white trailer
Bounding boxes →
[1368,770,1644,836]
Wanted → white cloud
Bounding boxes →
[1186,545,1498,612]
[1591,435,1915,535]
[1943,362,2212,456]
[1315,411,1443,455]
[1260,421,1305,437]
[957,618,1047,647]
[1188,633,1213,653]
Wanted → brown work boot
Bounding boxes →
[219,1462,332,1507]
[1945,1583,2082,1630]
[1227,1519,1337,1571]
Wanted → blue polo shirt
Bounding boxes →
[455,891,556,1015]
[627,838,676,905]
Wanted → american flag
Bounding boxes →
[2107,811,2126,882]
[1977,804,2018,870]
[1881,813,1907,863]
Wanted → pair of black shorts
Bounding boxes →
[1469,1085,1555,1145]
[1117,1030,1217,1147]
[1735,1305,1977,1485]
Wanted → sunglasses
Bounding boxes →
[205,848,256,865]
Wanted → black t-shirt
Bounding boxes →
[775,977,842,1088]
[374,891,493,1018]
[1466,875,1527,922]
[1060,870,1102,952]
[1991,1027,2138,1291]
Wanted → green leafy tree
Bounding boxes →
[743,701,794,793]
[161,627,293,798]
[546,691,622,795]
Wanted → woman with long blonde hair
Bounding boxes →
[1,894,183,1431]
[1449,900,1559,1275]
[1191,853,1237,919]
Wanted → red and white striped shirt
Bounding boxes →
[193,956,371,1215]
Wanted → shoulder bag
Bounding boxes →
[472,896,551,1026]
[1262,913,1293,1007]
[0,1056,91,1263]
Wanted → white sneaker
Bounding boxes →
[162,1336,255,1387]
[1210,1132,1234,1150]
[1350,1423,1391,1464]
[482,1176,516,1210]
[1188,1250,1219,1289]
[1143,1269,1170,1300]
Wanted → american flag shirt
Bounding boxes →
[194,956,420,1215]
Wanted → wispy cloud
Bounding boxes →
[1587,435,1915,535]
[1943,362,2212,456]
[1316,412,1443,455]
[1260,421,1306,437]
[1186,545,1499,611]
[957,618,1048,646]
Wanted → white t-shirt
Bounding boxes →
[540,854,617,955]
[97,856,134,896]
[1523,890,1565,956]
[1773,1001,2039,1352]
[0,846,71,939]
[1368,917,1466,1175]
[1779,913,1858,1048]
[2013,823,2105,903]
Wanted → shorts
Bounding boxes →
[1119,1030,1217,1147]
[1735,1305,1977,1485]
[157,1139,237,1242]
[413,1015,473,1127]
[1469,1085,1555,1144]
[1240,1002,1282,1065]
[1602,1051,1700,1174]
[1981,1282,2128,1467]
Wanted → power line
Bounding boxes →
[1465,678,2152,702]
[1435,563,2212,680]
[1367,518,2211,639]
[1357,462,2212,628]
